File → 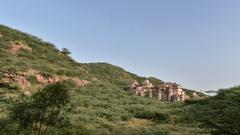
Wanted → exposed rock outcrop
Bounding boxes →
[1,69,89,95]
[2,72,31,89]
[9,41,32,54]
[36,74,59,84]
[35,74,89,87]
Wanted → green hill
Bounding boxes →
[0,24,211,135]
[0,24,163,93]
[183,86,240,135]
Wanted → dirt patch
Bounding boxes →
[126,118,153,128]
[72,78,89,87]
[25,68,40,76]
[0,33,3,38]
[9,41,32,54]
[4,93,18,98]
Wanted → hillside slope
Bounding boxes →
[0,24,162,93]
[183,87,240,135]
[0,25,208,135]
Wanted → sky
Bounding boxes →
[1,0,240,91]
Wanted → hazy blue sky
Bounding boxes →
[1,0,240,90]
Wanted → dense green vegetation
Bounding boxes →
[183,87,240,135]
[0,24,239,135]
[1,80,206,135]
[1,82,71,135]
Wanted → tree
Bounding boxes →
[61,48,71,55]
[10,82,71,135]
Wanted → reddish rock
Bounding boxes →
[2,72,31,89]
[36,74,49,84]
[15,76,31,89]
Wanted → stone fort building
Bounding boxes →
[131,80,186,102]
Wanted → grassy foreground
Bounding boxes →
[1,80,209,135]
